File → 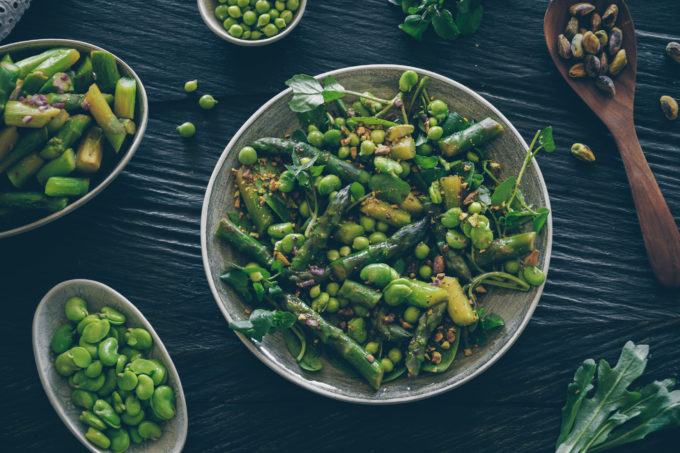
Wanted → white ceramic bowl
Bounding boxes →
[201,64,553,404]
[197,0,307,46]
[33,279,187,452]
[0,39,148,239]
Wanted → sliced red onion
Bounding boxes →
[51,102,65,109]
[308,266,325,277]
[297,279,315,288]
[80,100,91,111]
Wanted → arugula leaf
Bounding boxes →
[399,14,431,40]
[432,8,460,40]
[369,174,411,204]
[557,359,597,446]
[229,309,296,342]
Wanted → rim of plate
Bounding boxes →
[200,64,553,404]
[0,39,149,239]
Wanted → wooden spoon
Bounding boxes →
[544,0,680,287]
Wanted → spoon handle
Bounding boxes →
[613,125,680,287]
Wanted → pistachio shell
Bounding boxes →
[599,52,609,75]
[569,3,596,17]
[666,42,680,64]
[602,4,619,29]
[590,13,602,31]
[595,75,616,97]
[571,33,584,59]
[596,30,609,48]
[557,34,572,59]
[568,63,587,78]
[565,16,579,40]
[583,31,601,54]
[608,49,627,76]
[660,95,678,121]
[608,27,623,56]
[571,143,596,162]
[585,54,601,78]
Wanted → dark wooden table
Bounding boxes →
[2,0,679,451]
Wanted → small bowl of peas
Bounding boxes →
[198,0,306,46]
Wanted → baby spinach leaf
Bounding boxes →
[369,173,411,204]
[229,309,296,342]
[432,8,460,40]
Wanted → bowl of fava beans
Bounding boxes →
[198,0,306,46]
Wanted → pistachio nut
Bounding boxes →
[660,95,678,121]
[595,75,616,97]
[599,52,609,75]
[585,54,601,78]
[565,16,579,40]
[583,31,601,54]
[590,12,602,31]
[568,63,587,78]
[569,2,596,17]
[595,30,609,48]
[557,34,572,59]
[601,4,619,29]
[666,42,680,64]
[571,143,596,162]
[608,49,627,76]
[608,27,623,56]
[571,33,584,59]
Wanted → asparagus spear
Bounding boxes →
[290,185,352,272]
[7,153,44,188]
[19,72,48,96]
[119,118,136,135]
[45,93,114,113]
[30,48,80,79]
[37,148,76,185]
[440,111,471,137]
[360,196,411,227]
[45,109,69,134]
[328,218,429,281]
[15,48,63,78]
[73,56,94,93]
[373,307,413,342]
[438,118,504,157]
[75,127,103,173]
[279,293,384,389]
[0,60,19,113]
[236,166,275,236]
[251,137,372,185]
[440,176,462,209]
[336,280,382,308]
[84,83,126,152]
[4,101,60,128]
[0,191,67,212]
[405,302,447,377]
[0,127,48,173]
[45,176,89,197]
[475,232,536,268]
[114,77,136,119]
[90,51,120,93]
[38,72,73,94]
[0,126,19,163]
[215,217,276,269]
[39,114,92,159]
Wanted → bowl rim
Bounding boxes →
[196,0,307,47]
[32,278,188,452]
[0,38,149,239]
[200,64,553,404]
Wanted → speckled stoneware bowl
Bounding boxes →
[197,0,307,46]
[32,279,187,452]
[0,39,148,239]
[201,64,553,404]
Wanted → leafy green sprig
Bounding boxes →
[389,0,484,41]
[286,74,390,113]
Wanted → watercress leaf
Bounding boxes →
[297,104,329,131]
[229,309,296,341]
[321,75,345,103]
[456,4,484,35]
[399,14,432,41]
[432,8,460,40]
[413,154,439,169]
[503,210,534,232]
[491,177,516,207]
[290,129,307,143]
[309,165,325,177]
[220,266,253,303]
[533,207,550,233]
[286,74,325,113]
[539,126,555,152]
[369,173,411,204]
[481,313,504,331]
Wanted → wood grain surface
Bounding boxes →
[1,0,679,451]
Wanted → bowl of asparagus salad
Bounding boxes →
[202,65,552,403]
[0,39,148,238]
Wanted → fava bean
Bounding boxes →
[445,229,468,249]
[78,337,98,360]
[108,428,131,453]
[117,369,139,391]
[82,319,111,343]
[138,421,162,440]
[136,374,155,400]
[72,370,106,392]
[383,283,412,306]
[120,346,142,362]
[79,410,107,430]
[51,324,74,354]
[98,368,118,397]
[98,337,119,366]
[121,409,145,426]
[359,263,399,289]
[85,427,111,449]
[125,395,142,416]
[523,265,546,286]
[100,306,126,325]
[129,427,143,444]
[111,391,126,414]
[84,360,103,378]
[150,385,176,420]
[72,389,97,410]
[65,297,88,322]
[129,358,156,375]
[125,328,152,350]
[76,314,100,335]
[93,399,121,429]
[116,354,128,374]
[368,231,387,243]
[150,359,168,386]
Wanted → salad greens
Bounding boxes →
[389,0,484,41]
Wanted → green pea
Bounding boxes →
[323,129,342,148]
[376,221,389,232]
[184,79,197,93]
[51,324,74,354]
[504,258,521,274]
[365,341,379,355]
[403,306,421,324]
[119,347,142,362]
[359,215,375,232]
[280,233,305,254]
[337,297,349,308]
[427,126,444,141]
[243,9,257,25]
[136,375,155,400]
[354,304,370,317]
[327,249,340,261]
[274,0,285,9]
[415,242,430,259]
[111,391,126,414]
[337,145,350,159]
[381,357,395,373]
[347,132,360,147]
[138,420,162,440]
[255,0,270,14]
[72,389,97,410]
[339,245,351,257]
[352,236,370,250]
[428,117,438,128]
[468,201,482,214]
[286,0,299,10]
[150,360,168,386]
[85,360,103,378]
[199,94,218,110]
[418,265,433,279]
[238,145,258,166]
[347,317,367,343]
[85,427,111,449]
[250,30,263,40]
[309,284,321,299]
[177,121,196,138]
[262,23,279,37]
[129,427,143,444]
[228,23,244,37]
[359,140,375,157]
[121,409,145,426]
[399,70,418,92]
[82,319,110,344]
[150,385,176,420]
[125,328,153,350]
[108,428,131,453]
[322,283,338,298]
[227,5,242,17]
[65,297,88,322]
[307,130,323,147]
[370,129,386,144]
[269,8,280,19]
[117,369,138,391]
[387,348,403,364]
[80,410,107,430]
[222,17,238,31]
[350,182,365,200]
[326,297,340,313]
[280,9,294,24]
[93,399,121,429]
[125,395,142,417]
[298,200,310,218]
[76,314,100,335]
[215,5,229,20]
[441,207,462,228]
[277,170,296,192]
[445,229,468,249]
[318,174,342,196]
[237,0,249,6]
[369,231,387,243]
[383,283,411,306]
[523,265,546,286]
[115,354,128,374]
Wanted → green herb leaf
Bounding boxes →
[297,104,329,131]
[264,193,292,221]
[491,177,516,207]
[456,3,484,35]
[229,309,296,342]
[539,126,555,152]
[481,312,504,331]
[369,173,411,204]
[286,74,326,113]
[399,14,432,40]
[290,129,307,143]
[532,207,550,233]
[220,267,253,303]
[283,327,323,372]
[413,154,439,169]
[432,8,461,40]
